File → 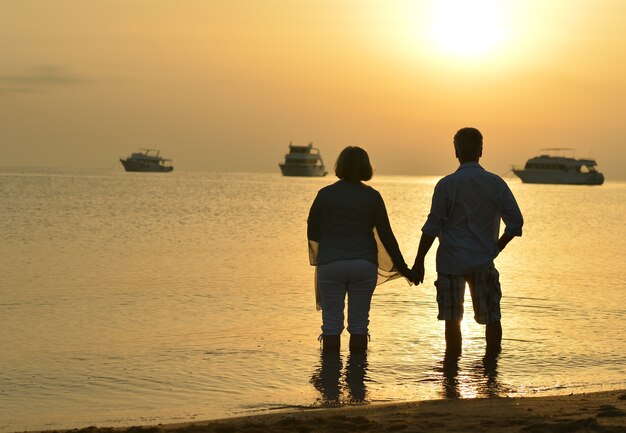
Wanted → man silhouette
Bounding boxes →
[413,127,523,353]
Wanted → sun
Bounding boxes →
[427,0,508,58]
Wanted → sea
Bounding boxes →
[1,167,625,432]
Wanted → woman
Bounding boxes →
[307,146,414,353]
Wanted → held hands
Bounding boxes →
[400,263,423,285]
[411,260,425,285]
[401,268,421,285]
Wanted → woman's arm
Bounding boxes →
[307,193,322,266]
[307,193,322,242]
[374,192,409,274]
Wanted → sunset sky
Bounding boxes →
[1,0,625,179]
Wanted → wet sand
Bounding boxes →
[38,389,626,433]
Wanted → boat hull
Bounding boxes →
[279,163,327,177]
[120,159,173,172]
[512,169,603,185]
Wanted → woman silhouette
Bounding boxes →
[307,146,414,352]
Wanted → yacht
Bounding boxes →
[279,142,327,177]
[512,148,603,185]
[120,149,173,172]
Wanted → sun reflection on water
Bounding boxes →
[1,171,625,432]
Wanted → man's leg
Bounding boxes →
[445,320,462,354]
[468,265,502,350]
[486,321,502,350]
[441,348,462,398]
[436,274,465,353]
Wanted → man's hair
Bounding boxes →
[335,146,373,182]
[454,127,483,161]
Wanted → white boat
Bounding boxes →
[512,148,603,185]
[120,149,173,172]
[279,142,328,177]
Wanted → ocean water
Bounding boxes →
[1,168,625,432]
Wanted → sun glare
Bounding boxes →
[427,0,508,58]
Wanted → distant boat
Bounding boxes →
[120,149,173,173]
[512,148,604,185]
[279,142,328,177]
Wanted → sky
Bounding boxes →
[1,0,625,179]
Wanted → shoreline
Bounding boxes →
[30,389,626,433]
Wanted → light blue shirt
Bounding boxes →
[422,162,523,275]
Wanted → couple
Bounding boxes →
[307,127,524,354]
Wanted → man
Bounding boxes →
[413,127,523,353]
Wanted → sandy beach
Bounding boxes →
[36,389,626,433]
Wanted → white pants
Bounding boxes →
[317,259,377,335]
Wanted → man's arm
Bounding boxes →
[501,184,523,238]
[412,234,436,284]
[497,184,523,254]
[497,233,515,252]
[413,180,445,284]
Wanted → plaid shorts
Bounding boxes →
[435,264,502,325]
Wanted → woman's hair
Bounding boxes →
[334,146,373,182]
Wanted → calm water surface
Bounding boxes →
[1,168,625,432]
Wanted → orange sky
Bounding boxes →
[1,0,625,179]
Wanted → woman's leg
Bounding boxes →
[317,261,348,337]
[346,260,378,340]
